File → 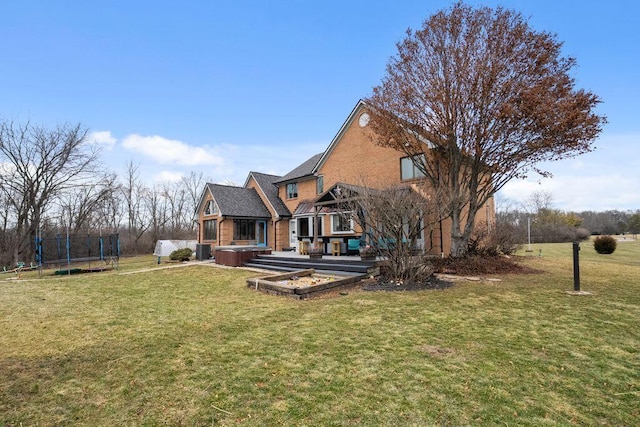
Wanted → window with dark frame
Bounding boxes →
[233,219,256,240]
[203,219,217,240]
[286,182,298,199]
[316,176,324,194]
[400,154,427,180]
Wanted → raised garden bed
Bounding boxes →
[247,268,365,299]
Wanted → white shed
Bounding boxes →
[153,240,198,257]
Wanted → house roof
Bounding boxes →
[275,153,323,184]
[314,182,413,207]
[292,200,336,215]
[206,183,271,218]
[246,172,291,217]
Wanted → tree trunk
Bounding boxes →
[449,203,465,257]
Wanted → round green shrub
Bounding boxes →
[170,247,193,261]
[593,235,617,254]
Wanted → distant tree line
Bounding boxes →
[0,120,207,267]
[496,191,640,246]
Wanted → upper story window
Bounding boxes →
[316,175,324,194]
[287,182,298,199]
[204,200,218,216]
[400,154,426,180]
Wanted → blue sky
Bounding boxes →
[2,1,638,212]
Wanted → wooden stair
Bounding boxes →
[244,255,379,276]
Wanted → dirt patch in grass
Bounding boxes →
[432,255,542,276]
[415,344,456,358]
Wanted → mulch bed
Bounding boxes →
[360,255,541,292]
[431,255,542,276]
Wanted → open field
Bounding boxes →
[1,246,639,425]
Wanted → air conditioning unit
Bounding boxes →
[195,244,211,260]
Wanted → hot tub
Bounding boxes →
[214,245,271,267]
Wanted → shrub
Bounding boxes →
[467,221,522,256]
[593,235,617,254]
[574,227,591,241]
[170,247,193,261]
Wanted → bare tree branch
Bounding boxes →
[366,2,605,256]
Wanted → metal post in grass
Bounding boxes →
[572,241,580,291]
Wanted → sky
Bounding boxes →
[1,0,638,212]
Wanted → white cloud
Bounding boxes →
[89,131,117,150]
[122,134,225,166]
[154,171,183,182]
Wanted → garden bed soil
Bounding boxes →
[247,269,365,299]
[431,255,541,276]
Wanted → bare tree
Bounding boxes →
[366,2,605,256]
[527,191,554,215]
[145,184,169,244]
[95,182,125,231]
[334,182,443,283]
[160,180,189,233]
[54,172,119,233]
[121,161,145,234]
[181,171,207,232]
[0,121,101,264]
[0,188,17,266]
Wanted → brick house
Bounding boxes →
[196,100,495,255]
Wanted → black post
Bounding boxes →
[572,241,580,291]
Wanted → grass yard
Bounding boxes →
[1,245,639,425]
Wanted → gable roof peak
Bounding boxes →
[274,152,323,184]
[312,100,370,174]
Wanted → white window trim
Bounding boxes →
[331,213,354,235]
[204,200,218,216]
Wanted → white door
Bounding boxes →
[289,219,298,250]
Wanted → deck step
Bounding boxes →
[243,262,363,276]
[244,255,379,276]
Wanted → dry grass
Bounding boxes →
[1,246,639,425]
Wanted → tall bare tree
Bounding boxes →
[181,171,207,232]
[119,161,152,251]
[0,121,101,264]
[366,2,605,256]
[54,172,119,233]
[161,180,189,233]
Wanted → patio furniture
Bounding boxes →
[331,241,341,256]
[347,238,361,255]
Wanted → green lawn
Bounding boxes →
[1,246,639,425]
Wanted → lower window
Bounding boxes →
[332,214,353,233]
[203,219,217,240]
[233,219,256,240]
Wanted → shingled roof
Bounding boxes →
[206,183,271,218]
[247,172,291,217]
[275,153,323,184]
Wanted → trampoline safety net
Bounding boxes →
[36,233,120,265]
